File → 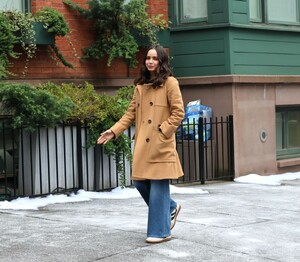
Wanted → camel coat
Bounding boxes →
[110,76,185,180]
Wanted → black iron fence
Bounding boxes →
[175,116,234,184]
[0,116,234,201]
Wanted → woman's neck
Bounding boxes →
[150,72,155,79]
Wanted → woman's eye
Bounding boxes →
[146,56,158,61]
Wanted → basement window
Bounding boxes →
[276,106,300,160]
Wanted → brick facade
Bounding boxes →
[146,0,168,19]
[7,0,167,84]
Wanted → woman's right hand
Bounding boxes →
[97,129,115,145]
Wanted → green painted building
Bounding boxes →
[168,0,300,177]
[169,0,300,76]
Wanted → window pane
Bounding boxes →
[182,0,207,20]
[276,112,284,150]
[0,0,23,11]
[287,111,300,148]
[276,108,300,159]
[249,0,262,21]
[267,0,298,23]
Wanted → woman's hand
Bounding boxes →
[97,129,115,145]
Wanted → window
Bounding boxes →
[250,0,300,25]
[249,0,262,22]
[180,0,207,23]
[267,0,298,24]
[0,0,30,12]
[276,107,300,159]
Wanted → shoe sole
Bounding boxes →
[145,236,171,244]
[170,204,181,230]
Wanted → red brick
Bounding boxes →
[7,0,168,81]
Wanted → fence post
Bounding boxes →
[228,115,235,180]
[1,120,8,197]
[76,121,84,189]
[198,117,205,184]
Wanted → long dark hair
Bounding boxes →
[134,45,173,88]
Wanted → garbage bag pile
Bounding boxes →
[177,99,212,141]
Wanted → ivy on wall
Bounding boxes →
[64,0,167,67]
[0,7,74,78]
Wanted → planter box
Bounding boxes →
[33,22,55,45]
[15,22,55,45]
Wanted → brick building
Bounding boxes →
[3,0,168,89]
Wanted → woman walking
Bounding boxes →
[97,45,184,244]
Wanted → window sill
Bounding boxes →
[170,22,300,34]
[277,157,300,168]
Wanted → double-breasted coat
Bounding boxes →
[110,76,185,180]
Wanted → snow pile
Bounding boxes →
[234,172,300,186]
[0,185,208,210]
[1,172,299,210]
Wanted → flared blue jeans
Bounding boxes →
[133,179,177,238]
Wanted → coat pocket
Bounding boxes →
[147,131,176,163]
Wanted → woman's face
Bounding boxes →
[145,48,159,76]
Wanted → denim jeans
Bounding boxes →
[133,179,177,238]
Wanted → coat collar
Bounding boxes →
[137,83,164,93]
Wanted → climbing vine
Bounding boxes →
[64,0,167,67]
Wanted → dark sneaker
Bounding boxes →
[145,236,171,244]
[170,204,181,230]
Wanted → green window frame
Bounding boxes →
[0,0,30,12]
[250,0,300,26]
[276,106,300,160]
[179,0,208,24]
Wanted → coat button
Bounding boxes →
[149,102,153,106]
[146,138,150,142]
[148,119,152,124]
[138,103,140,107]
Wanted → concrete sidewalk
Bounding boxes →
[0,180,299,262]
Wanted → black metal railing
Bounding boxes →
[175,115,234,184]
[0,116,234,201]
